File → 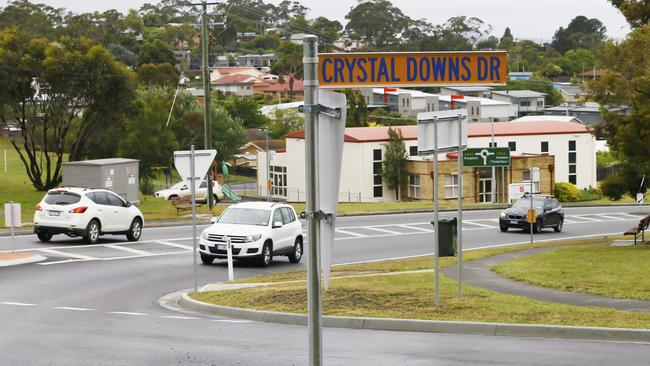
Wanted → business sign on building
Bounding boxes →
[463,147,511,167]
[318,51,508,88]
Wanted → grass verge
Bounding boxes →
[493,243,650,301]
[190,236,650,329]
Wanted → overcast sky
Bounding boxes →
[14,0,631,41]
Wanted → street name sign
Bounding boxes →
[318,51,507,88]
[462,147,511,167]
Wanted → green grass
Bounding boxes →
[493,244,650,300]
[190,236,650,329]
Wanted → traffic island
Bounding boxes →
[0,252,46,267]
[179,236,650,342]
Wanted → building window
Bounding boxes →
[520,101,531,107]
[489,142,497,148]
[372,149,383,198]
[409,146,418,156]
[536,100,544,107]
[444,174,459,199]
[568,140,577,185]
[541,141,548,154]
[523,170,530,181]
[508,141,516,152]
[409,175,420,198]
[270,166,287,197]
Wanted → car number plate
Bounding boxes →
[49,211,61,217]
[217,244,226,250]
[510,220,518,225]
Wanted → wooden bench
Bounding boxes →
[624,215,650,245]
[170,196,204,213]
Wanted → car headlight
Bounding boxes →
[201,231,210,240]
[500,211,506,218]
[244,234,261,242]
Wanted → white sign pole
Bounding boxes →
[10,201,15,253]
[303,35,323,366]
[3,148,6,174]
[226,236,234,281]
[433,117,440,307]
[190,145,198,294]
[457,114,463,298]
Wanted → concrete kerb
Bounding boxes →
[178,292,650,343]
[0,254,46,267]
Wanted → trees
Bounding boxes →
[269,108,303,139]
[0,0,62,38]
[344,0,410,50]
[272,41,303,98]
[138,38,176,66]
[119,89,179,193]
[551,16,607,54]
[0,28,136,190]
[137,63,179,87]
[591,24,650,191]
[610,0,650,28]
[381,128,408,200]
[344,90,368,127]
[221,95,269,129]
[498,27,514,49]
[209,105,246,164]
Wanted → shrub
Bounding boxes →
[554,182,582,202]
[600,174,628,201]
[579,186,602,201]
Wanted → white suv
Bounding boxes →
[199,202,303,266]
[154,180,225,203]
[33,187,144,244]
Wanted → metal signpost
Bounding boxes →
[417,110,468,306]
[4,202,21,253]
[174,147,217,294]
[226,236,234,281]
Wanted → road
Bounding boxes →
[1,205,649,365]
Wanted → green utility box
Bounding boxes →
[431,217,457,257]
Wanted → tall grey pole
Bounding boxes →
[266,128,270,202]
[433,117,440,307]
[9,201,15,253]
[457,115,463,298]
[190,145,198,293]
[303,35,322,366]
[201,1,214,208]
[530,167,534,245]
[491,119,496,203]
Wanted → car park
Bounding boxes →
[33,187,144,244]
[154,179,224,203]
[499,194,564,233]
[198,202,303,266]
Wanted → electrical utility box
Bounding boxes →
[62,158,140,204]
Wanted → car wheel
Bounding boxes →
[288,238,303,264]
[126,218,142,241]
[258,242,272,267]
[84,219,100,244]
[37,231,53,242]
[533,219,543,234]
[554,219,564,233]
[212,194,220,205]
[168,195,177,201]
[200,253,215,265]
[499,225,508,232]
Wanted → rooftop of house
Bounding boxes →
[371,88,436,98]
[557,85,586,96]
[441,86,493,92]
[491,90,546,98]
[438,95,512,106]
[212,74,257,84]
[578,69,605,77]
[286,120,590,143]
[513,115,583,123]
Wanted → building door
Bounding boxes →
[478,178,492,203]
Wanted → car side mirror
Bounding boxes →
[507,204,512,208]
[273,221,283,229]
[211,217,218,224]
[124,201,132,208]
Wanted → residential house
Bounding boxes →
[255,78,304,100]
[509,72,533,81]
[491,90,546,116]
[439,86,493,98]
[555,84,587,104]
[210,66,264,82]
[236,54,278,68]
[258,119,595,202]
[212,74,255,97]
[438,95,518,122]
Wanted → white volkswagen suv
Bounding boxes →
[199,202,303,266]
[33,187,144,244]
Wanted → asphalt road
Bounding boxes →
[1,205,649,365]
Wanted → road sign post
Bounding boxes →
[174,147,217,294]
[4,202,20,253]
[456,114,464,298]
[226,236,234,281]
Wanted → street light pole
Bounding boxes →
[266,128,270,202]
[201,1,214,208]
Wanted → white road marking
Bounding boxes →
[104,244,151,256]
[1,301,36,306]
[397,224,434,233]
[161,315,200,320]
[155,240,193,250]
[37,259,82,266]
[54,306,94,311]
[335,229,369,238]
[212,319,250,323]
[108,311,148,316]
[570,215,600,222]
[464,220,497,228]
[364,227,401,235]
[597,214,625,221]
[39,248,96,261]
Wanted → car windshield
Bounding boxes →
[44,192,81,205]
[217,208,270,226]
[512,198,545,210]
